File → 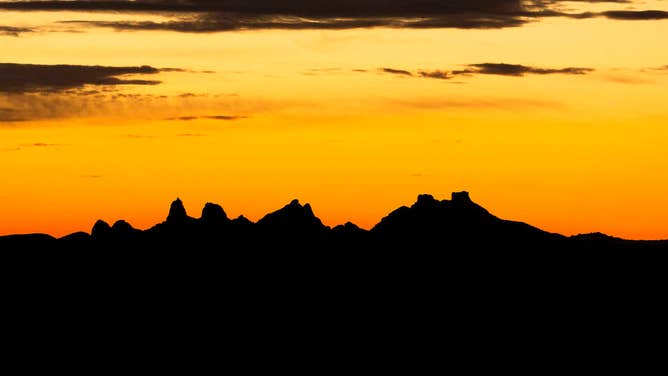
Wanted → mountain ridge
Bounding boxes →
[2,191,667,252]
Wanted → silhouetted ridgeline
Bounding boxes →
[2,191,668,255]
[2,191,666,339]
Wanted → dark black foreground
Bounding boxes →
[1,192,666,358]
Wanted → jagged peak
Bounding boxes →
[289,199,300,206]
[258,198,324,229]
[167,197,188,222]
[414,194,438,208]
[8,190,648,249]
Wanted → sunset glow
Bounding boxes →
[2,1,668,239]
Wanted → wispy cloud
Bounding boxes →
[453,63,593,76]
[379,63,594,80]
[381,68,413,77]
[0,63,239,123]
[418,70,452,80]
[165,115,247,121]
[30,142,59,147]
[0,25,33,36]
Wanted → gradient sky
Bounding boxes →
[2,0,668,239]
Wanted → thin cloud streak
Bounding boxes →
[165,115,247,121]
[0,25,33,36]
[600,10,668,20]
[454,63,593,76]
[380,68,413,77]
[380,63,595,80]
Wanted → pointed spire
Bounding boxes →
[167,197,188,223]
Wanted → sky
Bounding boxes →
[1,0,668,239]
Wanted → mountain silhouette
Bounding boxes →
[374,192,554,239]
[2,191,664,338]
[2,191,668,256]
[201,202,229,225]
[166,197,190,223]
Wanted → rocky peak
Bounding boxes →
[257,199,325,230]
[111,220,134,232]
[91,220,111,239]
[414,194,438,208]
[451,191,472,204]
[167,197,188,223]
[232,215,253,226]
[201,203,228,223]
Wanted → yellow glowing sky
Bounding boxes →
[2,2,668,239]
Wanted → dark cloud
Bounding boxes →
[160,67,215,73]
[419,70,452,80]
[455,63,594,76]
[169,116,199,121]
[0,25,33,36]
[0,1,634,15]
[60,13,529,32]
[600,10,668,20]
[159,67,188,72]
[207,115,246,120]
[0,63,168,93]
[1,1,660,32]
[381,68,413,77]
[0,1,531,15]
[0,0,616,32]
[166,115,246,121]
[381,63,594,80]
[558,9,668,21]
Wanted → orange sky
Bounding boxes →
[2,1,668,239]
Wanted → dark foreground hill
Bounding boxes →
[2,191,666,346]
[2,191,667,255]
